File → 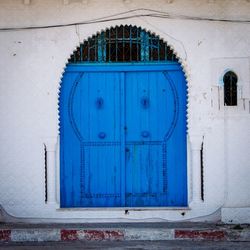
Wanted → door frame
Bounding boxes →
[64,62,182,73]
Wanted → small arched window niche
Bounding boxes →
[223,71,238,106]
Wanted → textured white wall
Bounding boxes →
[0,0,249,223]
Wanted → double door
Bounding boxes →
[60,64,187,207]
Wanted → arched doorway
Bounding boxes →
[59,25,187,207]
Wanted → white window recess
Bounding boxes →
[210,57,250,114]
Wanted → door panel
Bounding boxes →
[60,72,83,207]
[125,72,175,142]
[125,144,165,206]
[125,71,179,206]
[163,70,187,206]
[60,72,123,207]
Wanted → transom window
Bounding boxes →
[223,71,238,106]
[69,25,178,63]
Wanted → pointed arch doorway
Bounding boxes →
[60,25,187,207]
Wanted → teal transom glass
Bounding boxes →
[69,25,178,63]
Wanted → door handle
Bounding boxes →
[125,147,130,160]
[96,97,104,109]
[141,96,150,109]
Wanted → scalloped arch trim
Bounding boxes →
[68,25,178,63]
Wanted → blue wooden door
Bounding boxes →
[60,64,187,207]
[125,70,187,206]
[60,71,124,207]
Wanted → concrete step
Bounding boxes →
[0,222,249,242]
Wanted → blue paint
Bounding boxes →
[60,63,187,207]
[65,63,180,73]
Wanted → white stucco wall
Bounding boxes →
[0,0,249,223]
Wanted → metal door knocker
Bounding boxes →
[141,96,150,109]
[96,97,104,109]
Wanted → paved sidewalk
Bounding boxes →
[1,240,250,250]
[0,222,249,243]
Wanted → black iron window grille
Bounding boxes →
[69,25,178,63]
[224,71,238,106]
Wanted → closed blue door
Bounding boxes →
[60,64,187,207]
